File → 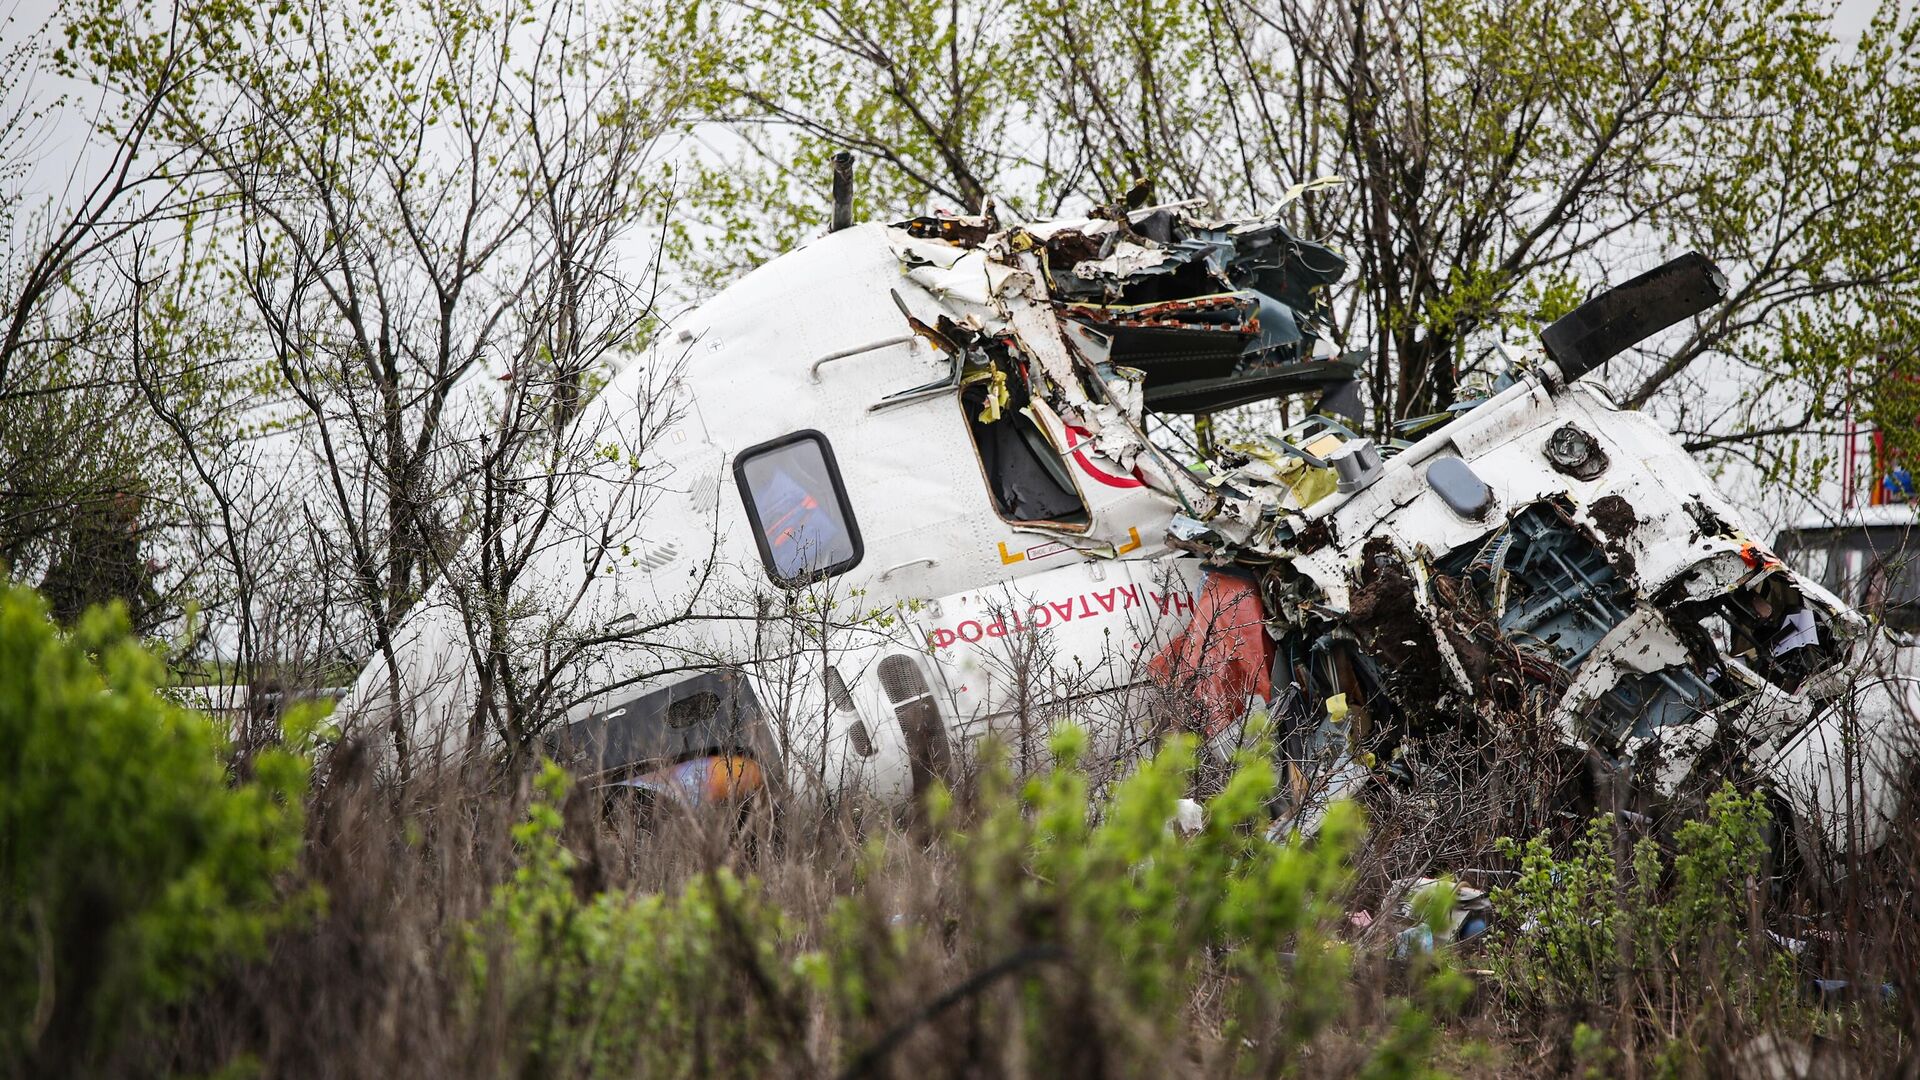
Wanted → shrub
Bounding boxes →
[470,732,1467,1078]
[467,762,805,1077]
[0,587,309,1074]
[1488,784,1796,1067]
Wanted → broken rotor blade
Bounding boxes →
[1539,252,1728,383]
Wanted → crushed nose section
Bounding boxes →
[872,195,1900,863]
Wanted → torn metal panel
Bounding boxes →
[1551,606,1706,748]
[888,202,1357,429]
[896,212,996,247]
[1057,238,1224,299]
[1002,252,1095,411]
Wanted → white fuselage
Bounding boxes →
[343,224,1203,799]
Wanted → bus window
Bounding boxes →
[1777,524,1919,630]
[735,431,863,585]
[1785,538,1830,588]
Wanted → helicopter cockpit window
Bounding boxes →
[962,366,1088,527]
[734,431,863,585]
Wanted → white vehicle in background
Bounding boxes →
[342,197,1917,862]
[1776,503,1919,635]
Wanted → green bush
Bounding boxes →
[1488,784,1794,1066]
[914,730,1391,1073]
[467,763,805,1077]
[0,587,309,1074]
[472,732,1468,1078]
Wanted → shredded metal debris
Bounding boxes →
[879,198,1917,863]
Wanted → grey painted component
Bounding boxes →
[1313,375,1366,424]
[1328,438,1385,495]
[1427,457,1494,519]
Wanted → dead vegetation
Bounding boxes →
[76,697,1905,1079]
[3,584,1912,1079]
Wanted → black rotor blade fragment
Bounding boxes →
[1540,252,1729,383]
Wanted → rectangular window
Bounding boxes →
[1785,537,1830,590]
[735,431,863,585]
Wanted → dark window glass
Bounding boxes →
[962,373,1088,526]
[1777,524,1919,630]
[666,691,719,730]
[1861,526,1920,622]
[735,432,862,584]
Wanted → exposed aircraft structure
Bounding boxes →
[343,195,1918,867]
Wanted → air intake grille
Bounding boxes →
[877,655,930,705]
[876,654,950,796]
[846,719,875,757]
[635,541,680,572]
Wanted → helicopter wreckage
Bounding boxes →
[347,190,1917,876]
[872,200,1916,866]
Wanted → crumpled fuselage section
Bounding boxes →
[887,203,1914,859]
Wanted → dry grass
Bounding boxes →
[96,721,1919,1080]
